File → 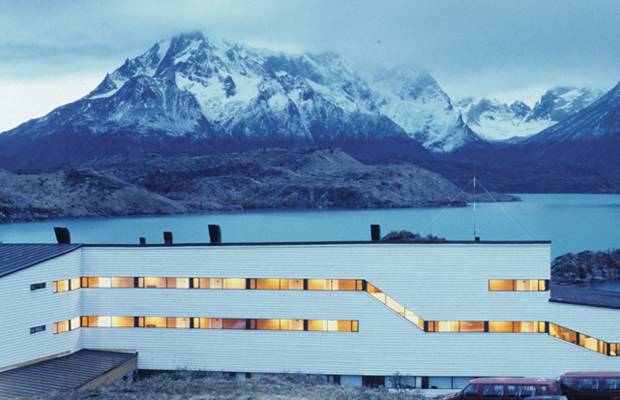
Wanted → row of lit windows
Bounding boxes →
[50,276,615,357]
[426,321,543,333]
[364,282,618,356]
[53,317,358,333]
[489,279,549,291]
[421,320,617,356]
[54,277,549,293]
[53,277,364,292]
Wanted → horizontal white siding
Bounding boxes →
[81,243,551,320]
[0,251,82,369]
[77,243,620,377]
[6,242,619,378]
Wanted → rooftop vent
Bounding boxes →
[371,225,381,242]
[139,237,146,245]
[54,227,71,244]
[208,225,221,244]
[164,231,173,245]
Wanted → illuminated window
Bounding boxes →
[366,283,386,303]
[167,317,190,328]
[145,317,166,328]
[223,319,246,329]
[514,321,539,333]
[581,335,607,354]
[54,321,69,334]
[385,296,405,316]
[489,280,514,291]
[196,318,222,329]
[282,319,304,331]
[144,277,166,288]
[489,279,548,291]
[257,279,280,290]
[432,321,459,332]
[611,344,618,357]
[404,309,424,330]
[332,280,357,291]
[308,279,330,290]
[549,324,577,344]
[308,320,327,331]
[167,278,190,289]
[70,317,81,330]
[53,280,69,293]
[111,317,135,327]
[489,321,514,333]
[111,277,134,288]
[281,279,304,290]
[196,278,222,289]
[87,277,111,288]
[223,278,245,289]
[257,319,281,330]
[460,321,485,332]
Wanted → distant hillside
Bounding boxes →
[0,148,518,224]
[0,168,187,223]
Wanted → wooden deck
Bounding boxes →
[0,350,137,399]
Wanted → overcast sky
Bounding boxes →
[1,0,620,132]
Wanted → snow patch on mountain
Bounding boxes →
[369,65,478,152]
[456,87,606,141]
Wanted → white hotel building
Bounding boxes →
[1,226,619,390]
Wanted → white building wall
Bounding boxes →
[77,243,620,378]
[0,250,82,370]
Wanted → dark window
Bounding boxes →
[463,384,478,398]
[507,385,536,398]
[561,378,573,390]
[482,384,504,397]
[603,378,620,390]
[327,375,341,384]
[577,378,600,390]
[539,385,549,396]
[30,283,46,291]
[362,376,385,389]
[30,325,45,334]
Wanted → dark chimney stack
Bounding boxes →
[371,224,381,242]
[164,231,173,245]
[208,225,221,244]
[54,227,71,244]
[139,237,146,245]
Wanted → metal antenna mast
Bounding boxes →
[473,161,477,240]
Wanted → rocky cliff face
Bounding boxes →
[0,168,187,223]
[551,249,620,284]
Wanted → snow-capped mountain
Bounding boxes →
[369,65,481,153]
[456,87,605,141]
[0,32,477,172]
[494,81,620,173]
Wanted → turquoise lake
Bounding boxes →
[1,194,619,259]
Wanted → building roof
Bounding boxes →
[550,284,620,310]
[0,244,82,278]
[0,350,137,399]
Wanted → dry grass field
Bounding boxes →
[26,372,443,400]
